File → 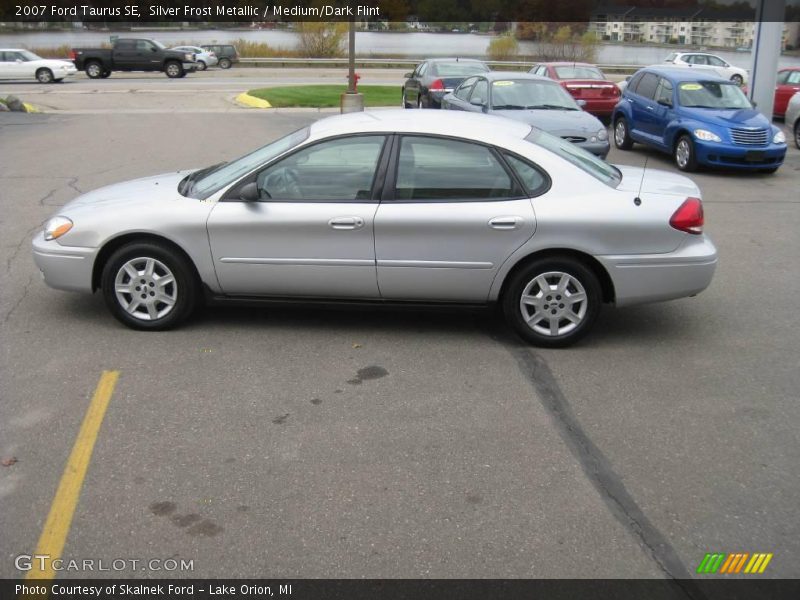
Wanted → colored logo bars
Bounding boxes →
[697,552,773,574]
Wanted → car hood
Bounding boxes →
[679,107,768,129]
[491,109,602,135]
[64,171,192,210]
[614,165,700,197]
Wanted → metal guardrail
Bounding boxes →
[235,57,641,73]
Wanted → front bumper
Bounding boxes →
[576,139,610,159]
[56,67,78,79]
[32,233,97,293]
[694,140,786,170]
[597,235,718,307]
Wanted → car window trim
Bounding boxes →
[381,133,527,204]
[220,133,390,204]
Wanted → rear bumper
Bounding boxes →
[32,233,96,293]
[581,98,619,116]
[694,140,786,169]
[597,235,718,307]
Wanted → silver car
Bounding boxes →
[171,45,217,70]
[32,110,717,347]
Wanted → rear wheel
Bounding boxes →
[219,58,232,69]
[85,61,103,79]
[36,68,54,83]
[613,116,633,150]
[675,134,698,172]
[101,242,197,331]
[503,257,602,348]
[197,60,207,71]
[794,120,800,150]
[165,61,183,78]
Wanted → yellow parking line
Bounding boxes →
[25,370,120,580]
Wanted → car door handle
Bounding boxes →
[489,216,522,230]
[646,105,654,110]
[328,216,364,230]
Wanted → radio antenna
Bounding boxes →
[634,157,648,206]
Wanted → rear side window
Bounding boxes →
[394,136,516,201]
[655,78,673,104]
[634,73,659,100]
[116,40,135,50]
[503,154,549,196]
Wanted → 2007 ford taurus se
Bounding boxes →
[33,110,717,347]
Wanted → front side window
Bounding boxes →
[394,136,516,201]
[655,78,674,105]
[470,79,489,104]
[136,40,155,52]
[255,135,386,201]
[678,81,752,109]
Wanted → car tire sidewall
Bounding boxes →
[165,61,183,78]
[101,242,197,331]
[675,134,698,172]
[794,120,800,150]
[85,62,102,79]
[198,60,207,71]
[503,258,602,348]
[36,68,54,83]
[219,58,231,69]
[613,116,633,150]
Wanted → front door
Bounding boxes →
[374,135,538,302]
[207,135,388,298]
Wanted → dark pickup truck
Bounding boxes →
[70,38,198,79]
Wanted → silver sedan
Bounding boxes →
[32,110,717,347]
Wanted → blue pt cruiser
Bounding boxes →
[612,67,787,173]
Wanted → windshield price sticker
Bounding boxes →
[680,83,704,91]
[493,81,516,86]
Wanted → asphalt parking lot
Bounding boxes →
[1,96,799,581]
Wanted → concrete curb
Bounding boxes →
[235,92,272,109]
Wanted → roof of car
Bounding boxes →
[309,109,532,143]
[638,66,728,82]
[424,58,486,64]
[538,62,598,67]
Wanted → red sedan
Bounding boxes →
[775,67,800,118]
[530,62,620,118]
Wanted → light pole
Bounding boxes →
[341,6,365,113]
[749,0,785,121]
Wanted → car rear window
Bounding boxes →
[432,62,489,77]
[525,128,621,188]
[553,66,604,80]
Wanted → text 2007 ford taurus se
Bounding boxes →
[33,110,717,347]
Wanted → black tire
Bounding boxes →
[502,257,602,348]
[674,134,699,172]
[219,58,232,69]
[165,61,184,78]
[85,61,103,79]
[401,88,409,108]
[613,115,633,150]
[100,70,111,79]
[197,60,207,71]
[794,120,800,150]
[731,74,744,86]
[417,95,422,109]
[36,68,54,83]
[101,242,198,331]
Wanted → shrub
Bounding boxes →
[487,34,520,61]
[297,22,348,58]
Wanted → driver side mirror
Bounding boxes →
[238,181,260,202]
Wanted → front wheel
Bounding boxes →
[36,68,54,83]
[197,60,207,71]
[165,61,184,78]
[675,134,699,172]
[218,58,232,69]
[101,242,198,331]
[503,258,602,348]
[613,116,633,150]
[731,74,744,86]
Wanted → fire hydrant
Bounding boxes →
[347,72,361,92]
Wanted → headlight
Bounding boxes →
[597,128,608,141]
[773,130,786,144]
[694,129,721,142]
[185,53,193,62]
[44,216,73,241]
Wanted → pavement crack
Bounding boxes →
[67,177,83,195]
[4,223,41,273]
[2,274,34,325]
[496,332,708,599]
[38,186,60,206]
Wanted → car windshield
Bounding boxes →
[526,128,621,187]
[433,62,489,77]
[153,40,167,50]
[183,127,310,199]
[678,81,752,109]
[492,80,579,111]
[19,50,42,61]
[554,66,604,80]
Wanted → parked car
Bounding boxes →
[785,92,800,149]
[442,72,609,158]
[171,45,217,70]
[200,44,239,69]
[663,52,748,85]
[70,38,198,79]
[529,62,620,119]
[612,67,786,173]
[32,110,717,347]
[402,58,489,109]
[774,67,800,118]
[0,49,77,83]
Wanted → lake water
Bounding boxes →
[2,29,799,68]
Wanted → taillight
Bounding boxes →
[69,49,76,60]
[670,197,704,234]
[429,79,445,91]
[603,85,620,96]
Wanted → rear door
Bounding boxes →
[112,39,139,69]
[374,135,538,302]
[207,135,388,298]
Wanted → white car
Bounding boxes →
[171,46,217,70]
[0,49,77,83]
[664,52,748,85]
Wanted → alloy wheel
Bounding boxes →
[519,272,588,337]
[614,120,626,146]
[114,257,178,321]
[676,139,691,168]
